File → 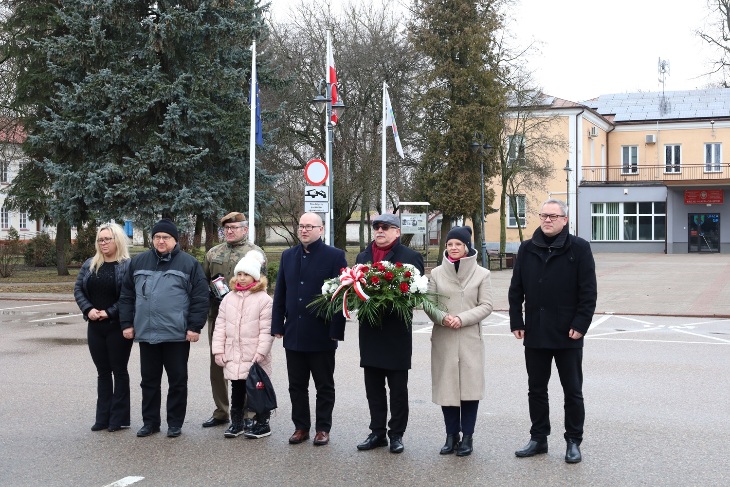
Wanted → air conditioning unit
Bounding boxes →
[589,126,598,138]
[645,134,656,144]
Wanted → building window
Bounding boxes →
[664,144,681,173]
[0,207,9,229]
[621,146,638,174]
[19,211,27,230]
[507,135,525,166]
[0,161,8,183]
[705,143,721,172]
[591,202,666,241]
[506,195,526,228]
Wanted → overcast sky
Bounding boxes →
[507,0,717,101]
[270,0,722,102]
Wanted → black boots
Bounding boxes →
[440,433,473,456]
[224,408,245,438]
[440,433,461,455]
[455,434,473,457]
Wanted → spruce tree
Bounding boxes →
[34,0,269,230]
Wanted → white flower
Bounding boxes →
[413,275,428,293]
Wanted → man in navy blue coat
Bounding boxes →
[271,212,347,447]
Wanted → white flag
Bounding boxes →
[384,85,404,157]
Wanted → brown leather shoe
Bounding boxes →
[313,431,330,446]
[289,429,310,444]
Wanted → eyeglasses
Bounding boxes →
[373,223,396,231]
[224,224,245,232]
[298,224,322,232]
[538,213,566,221]
[96,237,114,244]
[153,235,174,242]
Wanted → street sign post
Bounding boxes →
[304,185,329,213]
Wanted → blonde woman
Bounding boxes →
[74,223,132,432]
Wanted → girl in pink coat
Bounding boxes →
[212,250,274,439]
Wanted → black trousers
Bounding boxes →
[285,349,336,432]
[139,341,190,428]
[363,366,408,438]
[442,400,479,435]
[87,321,133,427]
[524,347,584,443]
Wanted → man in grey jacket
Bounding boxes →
[119,219,209,438]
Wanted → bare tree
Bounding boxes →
[495,72,566,252]
[262,0,420,249]
[696,0,730,85]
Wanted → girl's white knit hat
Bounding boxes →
[234,250,265,280]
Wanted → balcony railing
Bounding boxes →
[581,164,730,184]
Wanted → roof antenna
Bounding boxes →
[658,58,671,115]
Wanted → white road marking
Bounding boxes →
[102,477,144,487]
[586,337,730,345]
[491,312,509,320]
[612,315,654,325]
[29,313,83,322]
[678,319,730,327]
[589,315,611,331]
[414,325,433,334]
[0,302,57,311]
[588,327,664,338]
[673,329,730,343]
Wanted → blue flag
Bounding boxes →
[249,74,264,147]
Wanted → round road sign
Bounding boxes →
[304,158,328,186]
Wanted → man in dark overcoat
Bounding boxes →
[355,213,424,454]
[508,199,597,464]
[271,212,347,447]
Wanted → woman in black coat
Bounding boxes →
[74,223,132,432]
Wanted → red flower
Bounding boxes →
[404,271,412,278]
[395,262,403,268]
[370,276,380,284]
[362,266,370,272]
[399,282,410,293]
[384,272,394,281]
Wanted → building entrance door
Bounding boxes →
[688,213,720,252]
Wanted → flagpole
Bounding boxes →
[248,40,257,244]
[381,82,387,212]
[324,30,333,246]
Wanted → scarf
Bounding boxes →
[372,240,396,263]
[235,281,257,292]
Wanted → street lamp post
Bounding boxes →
[470,138,493,268]
[312,81,345,246]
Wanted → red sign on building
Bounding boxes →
[684,189,724,205]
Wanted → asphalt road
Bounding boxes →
[1,299,728,487]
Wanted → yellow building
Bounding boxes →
[489,88,729,254]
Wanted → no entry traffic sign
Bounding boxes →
[304,158,328,186]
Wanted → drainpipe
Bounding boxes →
[573,109,584,234]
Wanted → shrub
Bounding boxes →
[24,233,57,267]
[266,261,279,293]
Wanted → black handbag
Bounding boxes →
[246,362,277,415]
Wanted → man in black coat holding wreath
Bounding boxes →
[508,199,597,464]
[355,213,424,454]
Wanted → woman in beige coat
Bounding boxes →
[212,251,274,439]
[426,226,493,457]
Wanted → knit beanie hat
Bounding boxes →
[151,218,179,241]
[234,250,266,280]
[446,226,473,251]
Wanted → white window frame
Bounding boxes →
[0,161,8,183]
[591,202,666,242]
[507,135,525,166]
[705,143,721,172]
[19,211,28,230]
[0,207,9,229]
[664,144,681,173]
[621,146,638,174]
[506,194,526,228]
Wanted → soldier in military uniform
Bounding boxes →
[201,212,267,428]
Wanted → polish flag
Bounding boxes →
[327,31,340,125]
